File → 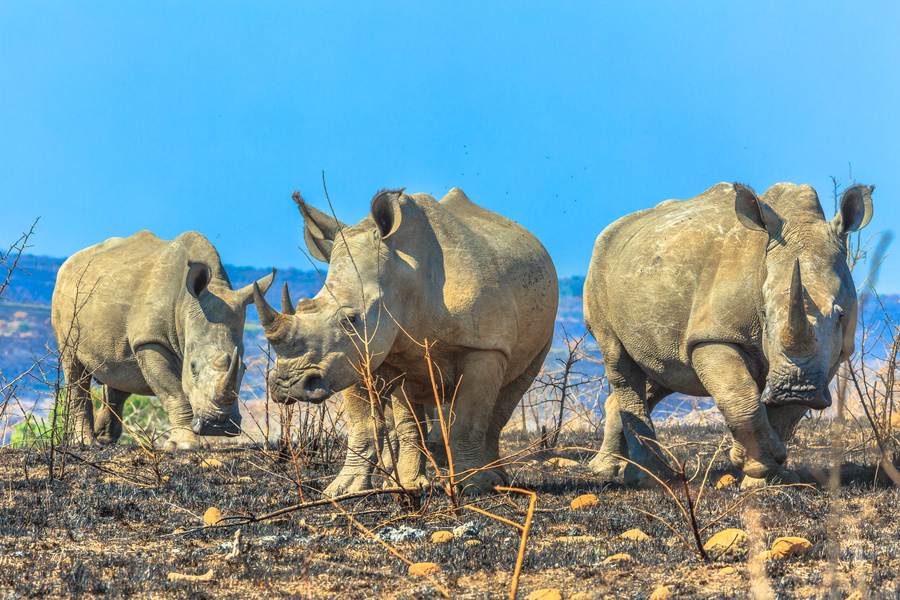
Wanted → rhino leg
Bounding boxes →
[424,404,450,468]
[62,356,97,446]
[591,381,673,479]
[94,386,129,445]
[324,382,385,496]
[135,344,200,451]
[391,396,431,492]
[446,350,509,496]
[485,338,552,468]
[692,343,787,480]
[739,404,807,489]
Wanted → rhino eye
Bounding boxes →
[190,360,199,380]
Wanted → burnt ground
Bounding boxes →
[2,419,900,599]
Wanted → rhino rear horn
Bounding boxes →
[294,191,346,263]
[782,259,815,356]
[282,282,296,315]
[238,268,276,308]
[253,282,290,348]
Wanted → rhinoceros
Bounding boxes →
[51,230,275,450]
[584,182,873,487]
[253,187,559,495]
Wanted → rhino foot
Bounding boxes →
[589,452,626,479]
[741,468,800,490]
[623,461,678,490]
[455,467,508,496]
[164,431,203,452]
[324,471,375,496]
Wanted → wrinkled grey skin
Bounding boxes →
[255,187,558,495]
[584,182,873,488]
[52,231,275,450]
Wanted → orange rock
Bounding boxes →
[570,494,600,511]
[716,474,738,489]
[602,552,633,565]
[620,528,651,542]
[203,507,223,525]
[408,562,441,577]
[430,531,454,543]
[702,528,749,562]
[649,586,672,600]
[525,589,562,600]
[719,566,735,576]
[770,536,812,559]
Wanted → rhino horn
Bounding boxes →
[253,282,290,346]
[282,282,296,316]
[782,259,815,356]
[218,348,241,396]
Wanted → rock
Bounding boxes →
[408,562,440,577]
[555,535,600,544]
[702,528,748,562]
[167,569,214,582]
[719,566,735,576]
[525,589,562,600]
[620,528,651,542]
[570,494,601,511]
[377,525,426,543]
[770,536,812,559]
[570,594,591,600]
[602,552,633,565]
[649,586,672,600]
[431,531,454,543]
[464,539,481,547]
[452,521,479,539]
[847,592,864,600]
[716,474,738,489]
[173,527,186,534]
[544,457,580,469]
[201,458,224,469]
[203,507,223,526]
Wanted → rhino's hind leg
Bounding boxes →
[591,382,673,479]
[62,356,96,446]
[94,386,129,445]
[323,383,385,496]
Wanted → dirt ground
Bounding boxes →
[2,419,900,599]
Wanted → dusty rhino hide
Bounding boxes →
[584,182,873,488]
[52,230,275,450]
[254,187,559,495]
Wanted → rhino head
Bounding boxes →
[734,182,873,410]
[254,190,413,404]
[180,264,276,434]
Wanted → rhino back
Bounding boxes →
[417,188,558,377]
[52,231,229,388]
[585,183,765,391]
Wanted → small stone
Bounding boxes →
[173,527,186,534]
[570,494,601,511]
[525,589,562,600]
[770,536,812,559]
[620,528,651,542]
[452,521,479,539]
[649,586,672,600]
[543,457,580,468]
[203,507,223,526]
[201,458,224,469]
[464,539,481,547]
[235,476,252,482]
[570,594,591,600]
[431,531,454,543]
[408,562,441,577]
[702,528,749,562]
[167,569,214,582]
[716,474,738,489]
[719,566,735,576]
[847,592,864,600]
[378,525,426,542]
[602,552,633,565]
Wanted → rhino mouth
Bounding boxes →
[191,415,242,437]
[761,384,832,409]
[269,370,332,405]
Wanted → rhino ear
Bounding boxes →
[237,268,276,308]
[734,183,781,234]
[293,191,346,263]
[371,188,404,240]
[186,262,210,299]
[832,184,874,235]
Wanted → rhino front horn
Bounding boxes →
[782,259,815,356]
[253,282,289,347]
[219,348,241,396]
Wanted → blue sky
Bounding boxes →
[2,2,898,290]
